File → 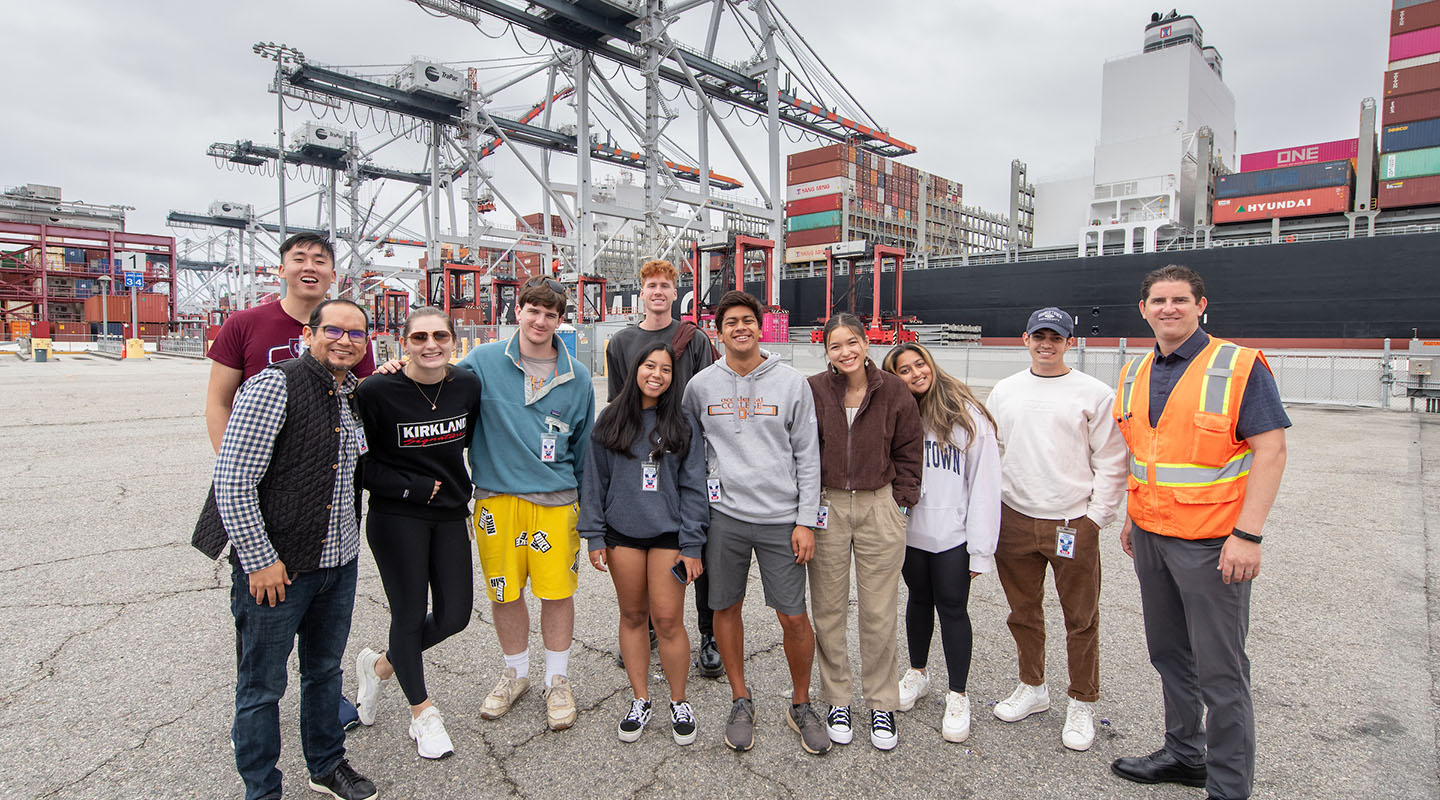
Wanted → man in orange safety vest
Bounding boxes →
[1109,265,1289,800]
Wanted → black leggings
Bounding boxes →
[901,543,974,693]
[366,511,474,705]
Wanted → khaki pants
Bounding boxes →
[808,485,907,711]
[994,504,1101,702]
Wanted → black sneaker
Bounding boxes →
[308,759,377,800]
[670,700,697,746]
[618,698,651,743]
[870,709,898,751]
[696,634,724,678]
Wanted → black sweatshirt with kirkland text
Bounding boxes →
[356,368,482,521]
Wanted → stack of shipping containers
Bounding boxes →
[1380,0,1440,207]
[1212,143,1357,223]
[783,144,1011,265]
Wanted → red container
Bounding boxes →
[84,293,171,323]
[1383,88,1440,124]
[787,144,844,171]
[787,161,850,185]
[1379,173,1440,207]
[1393,0,1440,34]
[1386,61,1440,97]
[785,226,843,248]
[785,193,843,217]
[1239,139,1359,171]
[1392,27,1440,61]
[1212,186,1351,223]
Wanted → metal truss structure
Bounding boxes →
[175,0,909,315]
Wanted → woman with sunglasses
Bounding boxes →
[881,342,1001,744]
[351,307,481,759]
[579,343,707,746]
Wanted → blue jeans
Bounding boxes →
[230,559,357,800]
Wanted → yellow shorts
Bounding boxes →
[474,495,581,603]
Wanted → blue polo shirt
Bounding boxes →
[1147,328,1291,439]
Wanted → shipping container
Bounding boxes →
[784,244,834,264]
[1381,144,1440,178]
[785,210,843,232]
[1386,61,1440,98]
[787,144,844,171]
[784,193,843,217]
[83,293,171,323]
[1214,160,1353,199]
[1391,51,1440,71]
[1240,139,1359,171]
[1382,116,1440,152]
[786,177,853,202]
[1398,0,1433,10]
[785,226,843,248]
[1212,186,1351,224]
[787,161,850,185]
[1391,27,1440,62]
[1383,88,1440,124]
[1394,0,1440,33]
[1378,172,1440,207]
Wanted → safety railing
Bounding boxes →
[156,334,206,358]
[95,335,125,357]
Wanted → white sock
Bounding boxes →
[504,649,529,680]
[544,647,570,688]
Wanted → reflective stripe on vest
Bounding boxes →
[1201,343,1240,416]
[1120,354,1152,418]
[1130,451,1254,487]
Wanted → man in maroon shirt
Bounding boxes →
[205,233,375,450]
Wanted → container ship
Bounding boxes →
[755,5,1440,347]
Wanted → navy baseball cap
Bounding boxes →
[1025,307,1074,338]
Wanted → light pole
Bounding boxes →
[96,274,112,341]
[252,42,305,244]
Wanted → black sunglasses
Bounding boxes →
[524,276,566,295]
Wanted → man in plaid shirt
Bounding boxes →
[204,299,377,800]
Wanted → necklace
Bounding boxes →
[408,372,445,411]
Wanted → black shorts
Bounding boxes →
[604,528,681,551]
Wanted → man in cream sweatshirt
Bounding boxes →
[984,306,1129,752]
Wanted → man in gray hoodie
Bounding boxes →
[681,290,829,756]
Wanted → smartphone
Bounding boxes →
[670,560,689,584]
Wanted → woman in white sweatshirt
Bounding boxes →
[882,342,1002,744]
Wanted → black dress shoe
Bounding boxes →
[1111,749,1207,788]
[696,633,724,678]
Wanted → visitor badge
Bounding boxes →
[541,433,557,462]
[355,425,369,456]
[1056,526,1077,559]
[706,477,721,502]
[641,461,659,492]
[815,504,829,529]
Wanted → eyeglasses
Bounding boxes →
[524,276,566,295]
[319,325,367,343]
[407,330,454,345]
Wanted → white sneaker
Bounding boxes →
[409,706,455,759]
[480,667,530,720]
[993,682,1050,723]
[897,668,930,712]
[942,691,971,743]
[1062,697,1096,751]
[354,648,384,726]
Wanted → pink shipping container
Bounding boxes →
[1240,139,1359,172]
[1390,27,1440,62]
[760,311,789,342]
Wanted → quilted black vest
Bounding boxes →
[191,354,360,572]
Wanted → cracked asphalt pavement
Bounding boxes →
[0,352,1436,799]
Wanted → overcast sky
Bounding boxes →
[0,0,1389,265]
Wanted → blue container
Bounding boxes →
[63,247,85,264]
[1215,160,1354,199]
[556,326,578,358]
[1382,116,1440,153]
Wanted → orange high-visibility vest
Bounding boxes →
[1114,336,1269,540]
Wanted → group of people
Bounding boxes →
[195,235,1288,800]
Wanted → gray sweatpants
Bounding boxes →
[1132,528,1254,800]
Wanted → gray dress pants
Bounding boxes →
[1132,527,1254,800]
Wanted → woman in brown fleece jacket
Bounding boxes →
[805,312,924,751]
